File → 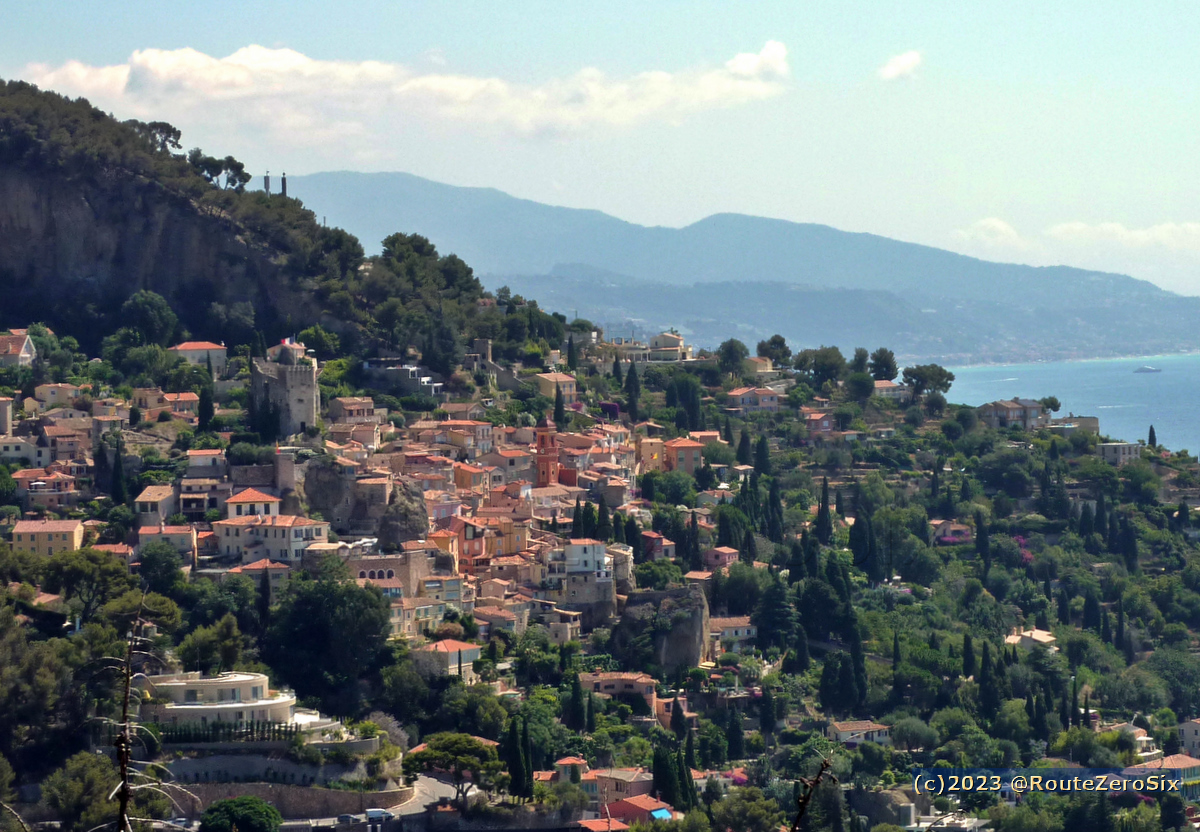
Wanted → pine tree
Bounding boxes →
[737,429,752,465]
[1149,425,1157,447]
[612,357,623,386]
[554,384,565,424]
[962,632,976,678]
[815,477,833,544]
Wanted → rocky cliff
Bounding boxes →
[609,584,710,677]
[0,165,317,349]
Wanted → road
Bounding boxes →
[305,775,472,827]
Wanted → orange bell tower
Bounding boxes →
[535,415,560,488]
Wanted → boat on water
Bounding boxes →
[1134,366,1162,373]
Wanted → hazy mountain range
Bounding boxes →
[289,171,1200,364]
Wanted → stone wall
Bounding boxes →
[185,783,413,819]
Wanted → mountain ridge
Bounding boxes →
[287,170,1198,363]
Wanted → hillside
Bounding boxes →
[289,170,1200,362]
[0,80,521,369]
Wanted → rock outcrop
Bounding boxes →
[609,584,709,677]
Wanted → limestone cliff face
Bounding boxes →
[609,584,710,677]
[0,166,316,345]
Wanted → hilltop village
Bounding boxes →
[4,307,1200,832]
[4,83,1200,832]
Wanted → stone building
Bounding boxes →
[250,338,318,437]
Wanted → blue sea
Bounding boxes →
[946,353,1200,454]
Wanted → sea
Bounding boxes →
[946,353,1200,454]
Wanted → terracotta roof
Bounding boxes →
[135,485,176,502]
[139,525,193,535]
[830,720,888,733]
[170,341,225,351]
[614,794,670,812]
[664,437,704,449]
[416,639,480,653]
[226,488,281,504]
[0,334,31,356]
[186,449,225,457]
[215,515,325,528]
[1127,754,1200,770]
[710,616,753,631]
[230,559,290,571]
[557,756,588,766]
[13,519,82,533]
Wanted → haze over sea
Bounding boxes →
[947,354,1200,455]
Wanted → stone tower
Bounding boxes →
[535,415,559,488]
[250,339,318,437]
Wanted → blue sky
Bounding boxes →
[6,2,1200,292]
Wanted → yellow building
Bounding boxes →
[12,519,84,557]
[535,372,578,404]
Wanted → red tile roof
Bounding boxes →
[170,342,226,351]
[227,488,281,504]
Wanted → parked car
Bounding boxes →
[336,816,357,825]
[364,810,394,822]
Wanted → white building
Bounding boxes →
[142,671,295,725]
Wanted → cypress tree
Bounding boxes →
[1079,502,1094,538]
[572,497,583,536]
[975,509,991,574]
[1101,610,1112,644]
[671,698,687,739]
[612,357,623,386]
[554,384,565,424]
[737,429,752,465]
[962,633,976,678]
[587,693,596,733]
[815,477,833,544]
[1071,675,1079,727]
[819,654,841,711]
[597,500,613,541]
[1095,496,1107,541]
[978,641,999,718]
[726,709,745,760]
[508,718,527,799]
[1058,587,1072,624]
[723,416,733,443]
[789,624,811,672]
[1120,518,1139,572]
[741,528,758,564]
[522,718,534,793]
[613,513,626,545]
[685,729,697,771]
[1149,425,1157,447]
[569,673,586,730]
[1116,598,1126,645]
[1060,688,1070,730]
[838,654,858,712]
[624,362,640,421]
[110,440,128,504]
[198,384,214,432]
[754,434,771,475]
[626,516,641,559]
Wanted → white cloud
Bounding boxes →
[878,50,922,80]
[1046,221,1200,252]
[22,41,790,139]
[954,217,1030,250]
